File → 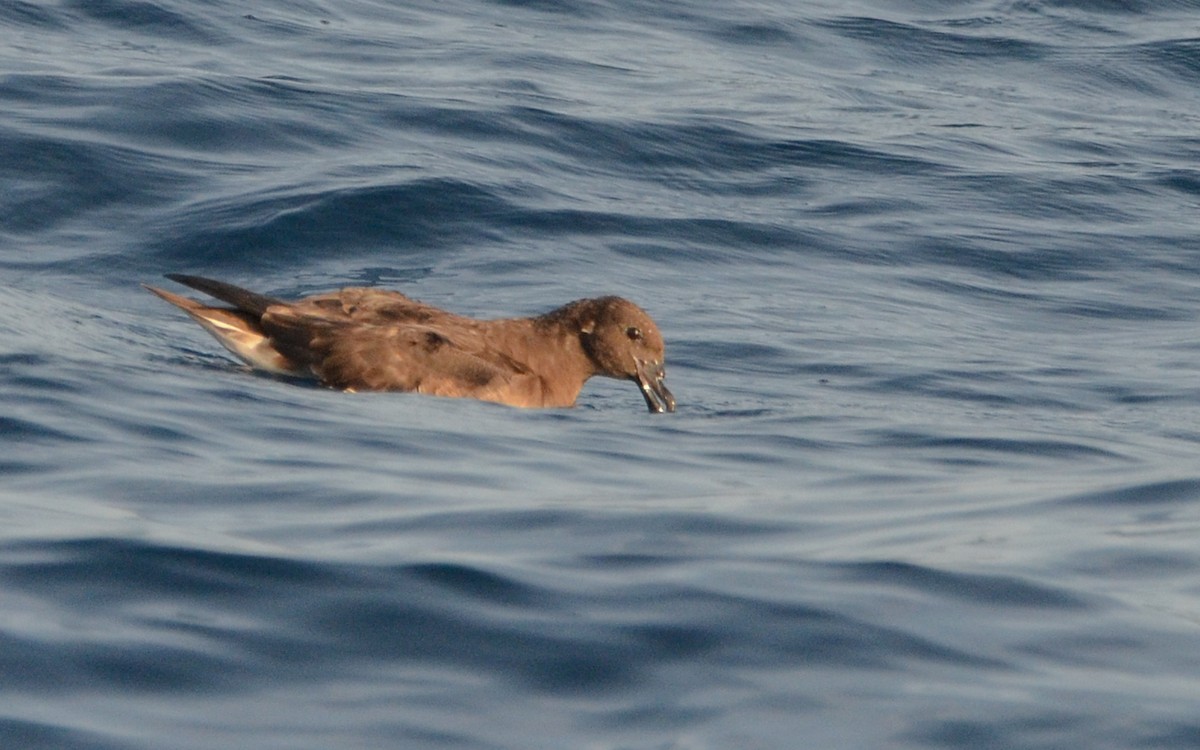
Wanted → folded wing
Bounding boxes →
[260,307,543,403]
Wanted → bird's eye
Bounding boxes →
[626,326,643,341]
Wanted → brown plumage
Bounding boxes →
[143,274,676,412]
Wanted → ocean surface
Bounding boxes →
[4,0,1200,747]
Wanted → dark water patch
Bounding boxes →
[95,76,356,153]
[76,642,247,693]
[0,718,129,750]
[391,102,542,145]
[906,234,1111,282]
[582,702,718,732]
[0,2,66,28]
[358,508,797,541]
[308,584,998,690]
[1155,169,1200,197]
[868,373,1021,407]
[500,209,809,259]
[840,561,1093,610]
[707,20,799,47]
[511,107,780,173]
[1136,38,1200,83]
[572,552,686,570]
[904,711,1093,750]
[0,538,714,693]
[406,562,550,607]
[767,138,941,175]
[674,339,794,376]
[0,460,43,474]
[1016,632,1144,669]
[64,0,221,44]
[1057,478,1200,507]
[149,178,506,270]
[0,631,78,691]
[0,352,51,368]
[1089,382,1184,406]
[1140,722,1200,748]
[0,352,89,403]
[4,533,1012,696]
[944,172,1142,224]
[1051,299,1190,321]
[905,276,1045,305]
[608,240,686,264]
[123,419,199,448]
[1029,0,1152,12]
[2,369,82,395]
[819,16,1049,65]
[0,626,249,695]
[864,371,1092,413]
[0,415,90,445]
[484,0,597,16]
[303,578,639,693]
[509,106,939,177]
[1065,548,1197,579]
[870,431,1124,465]
[0,72,101,106]
[695,595,1003,670]
[110,476,386,512]
[334,264,436,289]
[0,135,183,234]
[0,538,340,601]
[1051,50,1167,98]
[808,196,921,219]
[238,8,340,38]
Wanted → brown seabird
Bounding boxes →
[144,274,675,413]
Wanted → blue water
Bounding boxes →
[4,0,1200,747]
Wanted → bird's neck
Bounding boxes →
[528,305,599,405]
[469,313,588,407]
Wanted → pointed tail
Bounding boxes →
[143,281,304,376]
[164,274,283,316]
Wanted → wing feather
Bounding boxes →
[259,307,538,401]
[288,288,449,326]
